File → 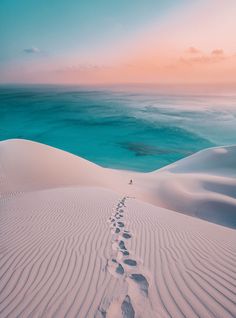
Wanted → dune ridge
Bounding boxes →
[1,139,236,228]
[0,139,236,317]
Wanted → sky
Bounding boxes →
[0,0,236,85]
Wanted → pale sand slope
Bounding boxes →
[117,145,236,228]
[1,139,236,227]
[0,139,236,318]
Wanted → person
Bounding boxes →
[129,179,133,185]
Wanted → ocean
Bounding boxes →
[1,85,236,172]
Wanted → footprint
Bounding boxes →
[115,228,120,234]
[122,250,129,256]
[121,295,135,318]
[123,259,137,267]
[116,263,125,275]
[96,307,106,318]
[129,274,149,296]
[123,233,131,239]
[119,240,127,250]
[108,259,125,277]
[117,222,124,228]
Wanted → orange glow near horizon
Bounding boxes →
[1,0,236,87]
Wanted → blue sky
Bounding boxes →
[0,0,184,62]
[0,0,235,85]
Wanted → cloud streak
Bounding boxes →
[186,47,201,54]
[211,49,224,56]
[23,47,40,54]
[178,48,231,67]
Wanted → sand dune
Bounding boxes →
[1,139,235,227]
[110,145,236,228]
[145,145,236,228]
[0,139,236,317]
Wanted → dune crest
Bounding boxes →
[1,139,235,228]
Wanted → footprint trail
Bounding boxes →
[97,196,156,317]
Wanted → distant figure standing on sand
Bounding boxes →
[129,179,133,185]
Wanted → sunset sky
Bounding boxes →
[0,0,236,85]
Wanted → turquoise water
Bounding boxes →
[1,85,236,172]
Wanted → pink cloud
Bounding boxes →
[179,48,228,66]
[211,49,224,56]
[186,47,201,54]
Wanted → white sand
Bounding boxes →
[0,139,235,318]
